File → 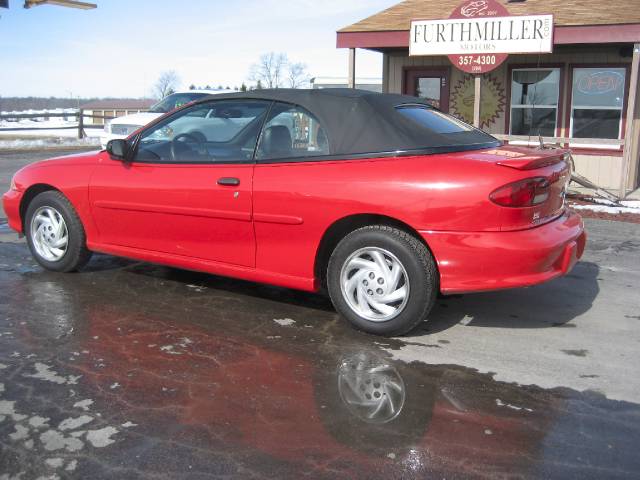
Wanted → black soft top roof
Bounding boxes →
[194,88,500,156]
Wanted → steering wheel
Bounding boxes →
[170,132,204,161]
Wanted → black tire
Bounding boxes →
[25,190,92,272]
[327,225,438,336]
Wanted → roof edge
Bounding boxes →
[336,23,640,49]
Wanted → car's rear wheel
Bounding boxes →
[327,225,438,336]
[25,191,92,272]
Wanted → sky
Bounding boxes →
[0,0,397,98]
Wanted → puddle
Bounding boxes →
[0,239,639,478]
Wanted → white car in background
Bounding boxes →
[100,90,233,149]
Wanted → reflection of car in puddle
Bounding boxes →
[338,354,405,424]
[13,276,556,477]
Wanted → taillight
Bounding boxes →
[489,177,550,208]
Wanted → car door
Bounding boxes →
[89,99,271,267]
[252,102,331,278]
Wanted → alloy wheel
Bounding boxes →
[30,206,69,262]
[339,247,410,322]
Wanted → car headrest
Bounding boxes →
[261,125,292,158]
[317,127,329,152]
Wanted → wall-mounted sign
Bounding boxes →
[410,0,554,74]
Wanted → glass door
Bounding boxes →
[404,68,450,113]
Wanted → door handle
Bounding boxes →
[217,177,240,186]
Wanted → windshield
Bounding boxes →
[149,93,211,113]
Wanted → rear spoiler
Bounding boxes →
[495,151,569,171]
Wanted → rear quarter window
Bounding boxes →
[396,105,474,134]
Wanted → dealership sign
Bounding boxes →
[410,0,554,74]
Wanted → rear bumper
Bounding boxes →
[2,189,23,233]
[420,210,586,294]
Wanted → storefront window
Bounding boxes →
[570,67,626,141]
[510,68,560,137]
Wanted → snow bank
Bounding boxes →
[0,137,100,150]
[570,201,640,215]
[0,127,102,139]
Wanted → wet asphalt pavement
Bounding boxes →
[1,150,640,479]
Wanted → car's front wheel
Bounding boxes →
[327,225,438,336]
[25,191,92,272]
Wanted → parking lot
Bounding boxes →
[1,149,639,479]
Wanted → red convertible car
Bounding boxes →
[2,89,585,335]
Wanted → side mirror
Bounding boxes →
[106,139,128,159]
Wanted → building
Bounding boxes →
[311,76,383,92]
[80,99,155,125]
[337,0,640,197]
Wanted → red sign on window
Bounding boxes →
[576,71,625,96]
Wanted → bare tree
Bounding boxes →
[249,52,287,89]
[287,62,309,88]
[154,70,180,99]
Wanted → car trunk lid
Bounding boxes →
[478,146,571,230]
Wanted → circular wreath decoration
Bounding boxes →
[450,74,506,129]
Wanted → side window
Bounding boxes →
[133,100,270,163]
[396,105,474,133]
[256,103,329,160]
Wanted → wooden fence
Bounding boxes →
[0,110,114,139]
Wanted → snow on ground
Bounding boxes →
[570,200,640,215]
[1,127,89,137]
[0,137,101,150]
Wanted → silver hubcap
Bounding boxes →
[340,247,410,322]
[338,354,405,423]
[30,206,68,262]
